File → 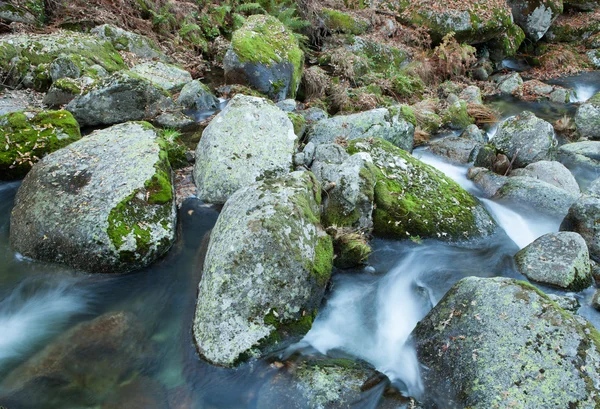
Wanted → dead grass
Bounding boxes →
[554,115,577,140]
[413,128,431,147]
[467,103,499,125]
[303,66,330,100]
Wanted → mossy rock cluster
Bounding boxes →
[0,0,45,25]
[0,110,81,180]
[320,8,369,35]
[347,138,496,241]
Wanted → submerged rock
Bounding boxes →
[193,172,333,367]
[307,107,415,152]
[91,24,166,60]
[224,15,303,100]
[561,195,600,262]
[130,61,192,92]
[412,277,600,408]
[0,110,81,180]
[515,232,592,291]
[348,138,496,241]
[10,122,177,274]
[491,111,555,168]
[66,71,171,127]
[193,95,296,204]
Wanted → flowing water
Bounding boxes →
[0,74,599,408]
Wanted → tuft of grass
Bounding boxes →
[467,103,499,125]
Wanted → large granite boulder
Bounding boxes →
[176,80,219,111]
[413,277,600,408]
[0,110,81,180]
[66,71,171,127]
[561,194,600,262]
[193,171,333,367]
[130,61,192,92]
[307,107,415,152]
[429,136,482,164]
[90,24,166,60]
[193,95,296,204]
[491,111,555,168]
[347,138,496,241]
[515,232,592,291]
[508,0,563,41]
[10,122,177,274]
[575,92,600,140]
[224,15,303,100]
[509,160,580,195]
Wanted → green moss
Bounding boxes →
[442,101,474,130]
[231,15,304,98]
[321,8,368,35]
[258,308,318,352]
[287,112,307,137]
[312,235,334,287]
[0,110,81,180]
[400,105,417,126]
[334,234,371,269]
[391,73,424,97]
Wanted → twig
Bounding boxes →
[504,149,520,176]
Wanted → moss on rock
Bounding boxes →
[321,8,369,35]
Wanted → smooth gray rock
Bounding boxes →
[459,85,483,104]
[558,141,600,185]
[130,61,192,92]
[193,95,297,204]
[192,171,332,367]
[9,122,177,274]
[276,99,297,112]
[561,195,600,262]
[66,71,171,127]
[49,56,81,82]
[412,276,600,409]
[587,177,600,196]
[515,232,592,291]
[460,124,486,143]
[307,108,415,152]
[491,111,555,168]
[468,167,508,197]
[302,142,316,167]
[509,160,580,195]
[429,136,481,164]
[91,24,166,60]
[494,176,579,218]
[575,95,600,139]
[153,111,195,130]
[497,72,523,94]
[176,80,219,111]
[299,107,328,123]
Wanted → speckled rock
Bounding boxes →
[497,72,524,94]
[0,109,81,180]
[493,176,579,218]
[307,108,415,152]
[130,61,191,92]
[575,93,600,139]
[467,167,508,197]
[460,124,486,143]
[561,194,600,262]
[192,171,333,367]
[558,142,600,186]
[509,160,580,195]
[548,293,580,312]
[587,177,600,196]
[91,24,166,60]
[256,355,390,409]
[515,232,592,291]
[43,76,96,107]
[193,95,296,204]
[176,80,219,111]
[10,122,177,274]
[508,0,563,41]
[412,276,600,408]
[429,136,482,164]
[224,15,303,100]
[348,138,496,241]
[276,99,297,112]
[459,85,483,104]
[491,111,555,168]
[66,71,172,127]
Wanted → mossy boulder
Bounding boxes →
[307,107,415,152]
[491,111,555,168]
[564,0,600,11]
[256,355,390,408]
[90,24,166,61]
[546,11,600,42]
[429,136,482,164]
[0,110,81,180]
[396,0,514,44]
[224,15,304,100]
[515,232,592,291]
[0,0,44,25]
[321,8,370,35]
[347,138,496,241]
[130,61,192,93]
[43,77,97,107]
[10,121,177,274]
[441,100,474,130]
[66,71,172,127]
[487,23,526,61]
[192,171,333,367]
[412,277,600,408]
[0,32,125,90]
[508,0,563,41]
[194,95,297,204]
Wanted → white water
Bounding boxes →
[572,84,597,103]
[0,278,91,370]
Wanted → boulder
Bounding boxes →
[575,93,600,139]
[224,15,303,100]
[90,24,166,60]
[396,0,514,44]
[320,8,370,35]
[515,232,592,291]
[0,0,44,25]
[493,176,579,218]
[460,124,486,143]
[348,138,496,241]
[176,79,218,111]
[10,122,177,274]
[256,355,390,408]
[66,71,171,127]
[491,111,555,168]
[487,23,526,61]
[0,32,125,91]
[192,171,333,367]
[497,72,524,94]
[508,0,563,41]
[307,107,415,152]
[0,110,81,180]
[509,160,580,195]
[43,77,97,107]
[130,61,192,92]
[193,95,296,204]
[0,89,43,116]
[429,136,481,164]
[564,0,599,10]
[561,194,600,262]
[467,167,508,197]
[0,311,147,407]
[546,11,600,42]
[558,141,600,185]
[412,277,600,408]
